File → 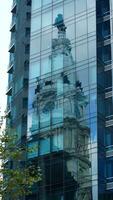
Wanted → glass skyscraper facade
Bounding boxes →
[27,0,113,199]
[6,0,31,145]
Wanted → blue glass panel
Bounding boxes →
[87,0,95,10]
[40,112,50,129]
[31,111,39,132]
[42,11,52,28]
[90,93,97,114]
[31,15,41,32]
[52,106,63,125]
[52,133,63,151]
[29,61,40,80]
[39,138,50,155]
[52,55,63,72]
[42,0,51,6]
[32,0,41,10]
[106,158,113,178]
[76,43,88,63]
[76,18,87,38]
[41,57,51,76]
[27,142,38,159]
[106,127,113,146]
[64,1,74,20]
[75,0,87,14]
[90,118,97,142]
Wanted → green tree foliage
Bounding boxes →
[0,128,41,199]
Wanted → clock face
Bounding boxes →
[52,54,63,71]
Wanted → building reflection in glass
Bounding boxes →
[28,15,92,200]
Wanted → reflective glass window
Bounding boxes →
[88,39,96,58]
[64,1,74,20]
[102,45,111,62]
[90,118,97,142]
[88,14,96,33]
[28,86,35,108]
[105,70,112,88]
[89,65,96,84]
[87,0,95,10]
[40,112,51,129]
[105,97,113,116]
[106,158,113,178]
[92,152,97,176]
[102,21,110,38]
[106,132,111,146]
[112,0,113,10]
[31,112,39,132]
[41,57,51,76]
[29,61,40,80]
[52,54,63,72]
[84,92,90,116]
[41,32,52,52]
[27,142,38,159]
[76,42,88,63]
[77,68,88,87]
[28,1,97,196]
[52,103,63,125]
[98,94,105,115]
[106,128,113,147]
[52,133,63,151]
[53,0,62,3]
[39,138,50,155]
[66,22,75,40]
[57,79,63,95]
[75,0,87,14]
[30,37,40,55]
[42,11,52,28]
[32,0,41,10]
[90,93,96,114]
[76,18,87,38]
[42,0,52,6]
[27,113,32,135]
[16,124,22,140]
[64,98,75,118]
[31,15,41,33]
[14,76,23,94]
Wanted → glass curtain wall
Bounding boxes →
[27,0,97,199]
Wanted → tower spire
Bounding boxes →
[53,14,67,38]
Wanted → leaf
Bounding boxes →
[0,128,42,199]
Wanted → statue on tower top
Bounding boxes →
[53,14,67,32]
